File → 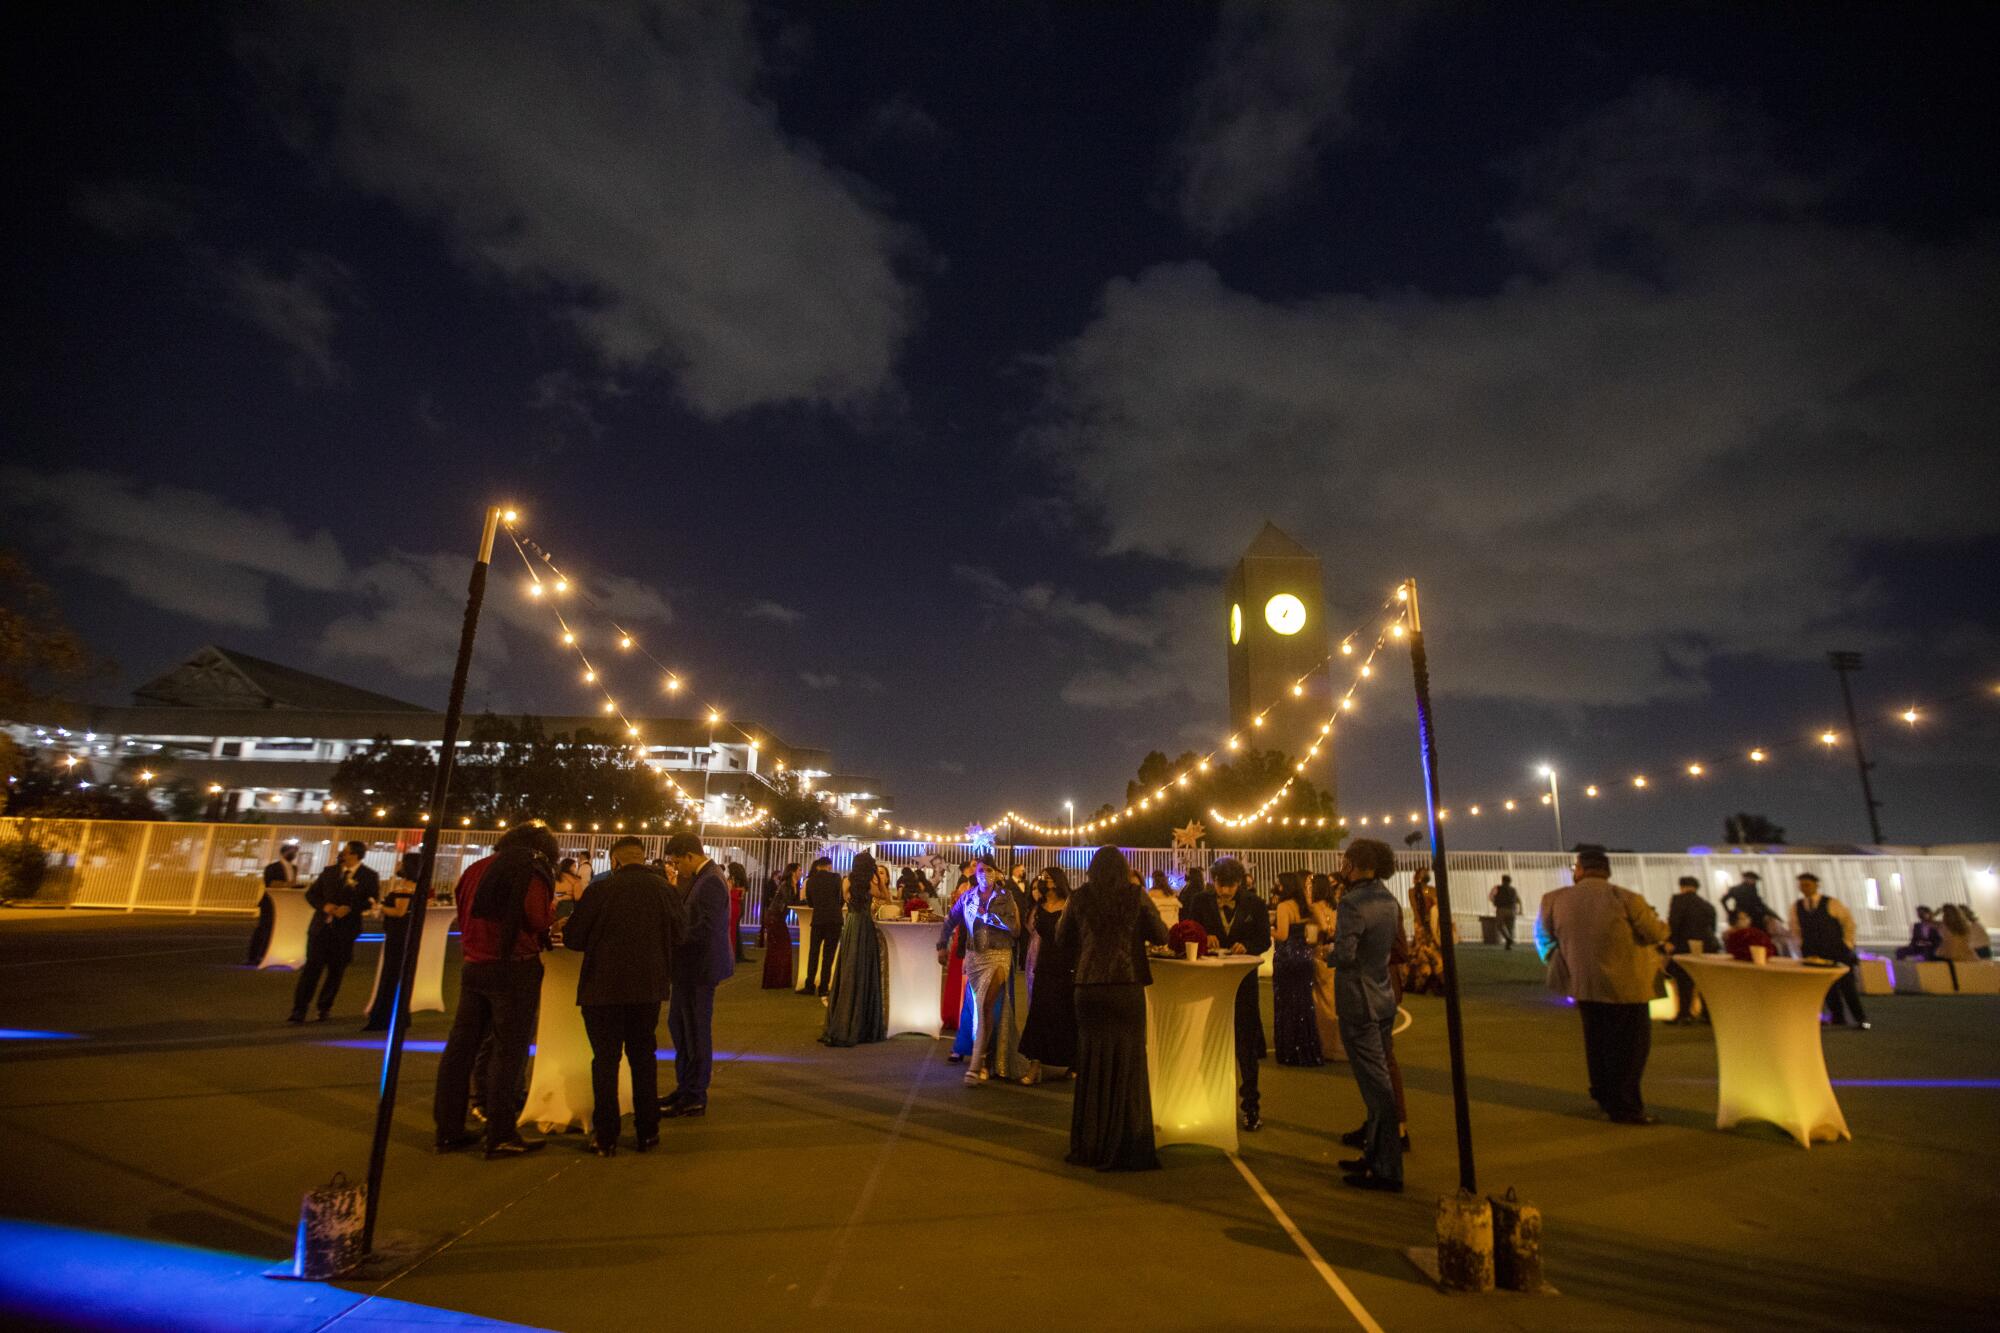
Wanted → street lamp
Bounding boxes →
[1063,799,1074,846]
[1537,763,1564,853]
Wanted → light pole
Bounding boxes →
[1828,651,1885,843]
[700,709,720,843]
[1538,763,1564,853]
[1064,800,1074,846]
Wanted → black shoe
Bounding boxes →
[1243,1112,1262,1132]
[433,1132,480,1154]
[664,1099,707,1119]
[1338,1157,1370,1172]
[1610,1112,1660,1126]
[946,1053,964,1064]
[313,1011,330,1023]
[635,1132,659,1152]
[589,1139,617,1158]
[484,1137,547,1158]
[285,1012,305,1025]
[1401,1131,1412,1153]
[1342,1172,1403,1193]
[1339,1125,1366,1148]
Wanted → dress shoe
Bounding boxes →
[663,1099,707,1118]
[589,1140,617,1158]
[1243,1113,1262,1132]
[312,1011,331,1023]
[484,1137,547,1158]
[1610,1112,1660,1126]
[286,1012,306,1025]
[634,1132,660,1152]
[433,1132,480,1154]
[1337,1158,1370,1173]
[946,1052,964,1064]
[1339,1125,1366,1148]
[1342,1172,1403,1193]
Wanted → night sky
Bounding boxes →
[7,2,1997,849]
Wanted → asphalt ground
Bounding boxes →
[1,908,1996,1332]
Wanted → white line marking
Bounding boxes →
[808,1043,931,1308]
[1230,1153,1385,1333]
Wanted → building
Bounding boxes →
[1224,523,1333,802]
[10,645,889,823]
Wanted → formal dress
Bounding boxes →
[1019,904,1078,1068]
[1271,900,1323,1066]
[760,881,794,989]
[821,887,887,1047]
[1060,884,1169,1171]
[362,878,418,1031]
[1400,887,1446,997]
[940,888,968,1030]
[1308,899,1345,1059]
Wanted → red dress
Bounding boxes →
[942,939,965,1030]
[761,886,794,989]
[729,885,745,957]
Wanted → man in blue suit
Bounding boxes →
[1330,838,1403,1192]
[662,832,734,1118]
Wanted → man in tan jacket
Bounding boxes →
[1535,845,1670,1124]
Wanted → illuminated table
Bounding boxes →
[1145,956,1263,1153]
[258,889,313,970]
[1675,956,1850,1148]
[520,949,631,1134]
[877,921,944,1039]
[361,908,453,1016]
[792,906,816,993]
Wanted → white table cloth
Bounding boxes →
[1145,956,1263,1153]
[791,905,816,993]
[258,888,313,970]
[519,949,631,1133]
[877,921,944,1039]
[1675,955,1850,1148]
[360,908,452,1017]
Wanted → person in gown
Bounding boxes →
[1061,846,1168,1171]
[1271,871,1323,1066]
[1019,867,1078,1083]
[363,851,425,1032]
[761,863,799,989]
[726,862,750,963]
[1400,867,1446,997]
[821,852,887,1047]
[959,859,1022,1084]
[1307,873,1345,1059]
[939,864,972,1038]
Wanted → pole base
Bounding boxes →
[262,1229,448,1283]
[1404,1246,1560,1296]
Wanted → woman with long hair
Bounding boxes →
[1307,872,1345,1058]
[1059,846,1168,1171]
[821,852,887,1046]
[1400,866,1446,997]
[726,862,750,962]
[1937,903,1987,963]
[1018,866,1078,1083]
[362,850,426,1032]
[1271,871,1323,1065]
[760,863,800,989]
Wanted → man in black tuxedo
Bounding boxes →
[1665,876,1721,1024]
[1182,856,1272,1131]
[802,856,844,996]
[288,840,378,1022]
[562,836,683,1155]
[248,839,299,964]
[663,833,734,1117]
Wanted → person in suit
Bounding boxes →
[563,836,683,1156]
[1664,876,1720,1024]
[1721,871,1772,933]
[802,856,844,997]
[1329,838,1404,1191]
[1182,856,1272,1131]
[287,840,378,1023]
[1536,845,1670,1124]
[249,840,299,964]
[1789,872,1869,1029]
[663,832,733,1118]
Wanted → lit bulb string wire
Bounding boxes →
[501,528,767,830]
[860,588,1416,843]
[1330,680,1996,833]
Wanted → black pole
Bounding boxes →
[1828,651,1885,844]
[1404,580,1476,1195]
[361,505,503,1254]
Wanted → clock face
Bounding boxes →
[1264,593,1307,635]
[1230,603,1242,645]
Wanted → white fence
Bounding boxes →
[0,819,1975,948]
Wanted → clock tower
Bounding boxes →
[1225,523,1330,746]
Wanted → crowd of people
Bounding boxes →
[248,828,1989,1180]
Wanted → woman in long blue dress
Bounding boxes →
[820,852,887,1047]
[1271,871,1324,1066]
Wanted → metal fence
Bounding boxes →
[0,818,1975,947]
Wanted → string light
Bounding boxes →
[1901,707,1920,725]
[1750,748,1767,762]
[1819,730,1839,747]
[1686,763,1703,777]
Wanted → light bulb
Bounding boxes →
[1360,664,1371,678]
[1901,707,1919,725]
[1390,624,1405,639]
[1820,730,1838,746]
[1585,785,1599,797]
[1340,641,1354,655]
[528,583,544,598]
[1633,775,1648,788]
[1750,748,1767,762]
[1687,763,1703,776]
[554,579,569,594]
[1503,800,1516,811]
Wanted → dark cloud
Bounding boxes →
[217,252,354,386]
[745,600,803,624]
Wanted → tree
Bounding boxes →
[1723,812,1787,845]
[2,748,157,820]
[0,550,104,804]
[759,770,830,839]
[1100,747,1340,849]
[329,736,439,825]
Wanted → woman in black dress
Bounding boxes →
[1019,867,1077,1083]
[361,851,423,1032]
[1059,846,1169,1171]
[1270,871,1323,1065]
[820,852,887,1047]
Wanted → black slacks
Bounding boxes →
[435,959,543,1147]
[1823,961,1867,1025]
[1496,912,1517,949]
[667,980,717,1101]
[582,1001,662,1145]
[807,923,840,993]
[247,893,274,965]
[1578,1000,1651,1119]
[290,930,356,1018]
[1665,959,1699,1021]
